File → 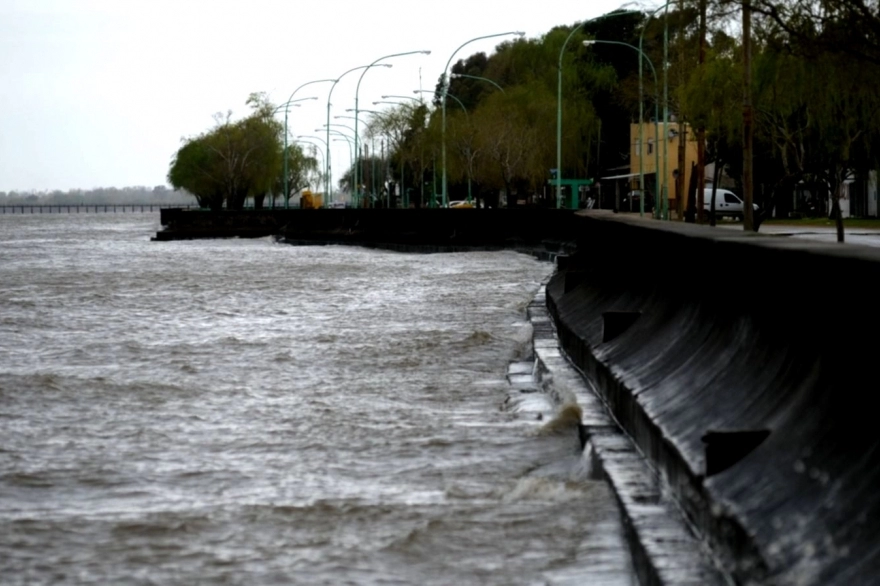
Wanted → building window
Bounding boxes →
[647,139,654,155]
[635,139,641,156]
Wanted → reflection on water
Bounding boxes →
[0,213,634,585]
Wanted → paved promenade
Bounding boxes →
[611,212,880,247]
[721,222,880,247]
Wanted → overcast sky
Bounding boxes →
[0,0,635,192]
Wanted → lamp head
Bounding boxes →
[421,50,431,55]
[583,40,596,46]
[515,31,525,37]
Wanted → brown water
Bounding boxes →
[0,213,635,585]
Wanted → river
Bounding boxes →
[0,213,634,585]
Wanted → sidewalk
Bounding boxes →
[608,211,880,248]
[718,221,880,248]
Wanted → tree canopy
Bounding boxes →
[168,94,319,210]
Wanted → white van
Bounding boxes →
[702,188,758,220]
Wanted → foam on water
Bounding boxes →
[0,213,634,585]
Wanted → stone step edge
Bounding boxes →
[526,285,732,586]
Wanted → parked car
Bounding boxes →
[702,188,759,220]
[622,190,654,212]
[447,200,474,208]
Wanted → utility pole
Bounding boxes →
[742,0,755,231]
[697,0,707,222]
[676,0,687,219]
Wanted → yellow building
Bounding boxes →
[630,122,698,216]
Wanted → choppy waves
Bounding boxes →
[0,214,633,585]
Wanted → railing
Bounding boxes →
[0,204,200,214]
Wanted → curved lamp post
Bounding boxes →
[292,139,326,195]
[326,65,391,207]
[326,131,354,165]
[321,123,357,135]
[296,135,329,202]
[281,79,335,207]
[449,73,505,93]
[441,32,523,208]
[584,39,659,218]
[416,89,473,204]
[322,128,357,202]
[271,96,317,208]
[382,94,423,103]
[353,50,430,208]
[637,2,675,220]
[332,139,354,194]
[373,97,422,207]
[557,11,639,209]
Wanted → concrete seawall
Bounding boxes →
[548,212,880,585]
[154,208,581,255]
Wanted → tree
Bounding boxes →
[472,85,554,206]
[752,0,880,65]
[167,135,225,210]
[167,96,284,210]
[273,144,319,207]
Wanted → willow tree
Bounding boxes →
[471,83,558,206]
[749,24,880,238]
[167,96,283,210]
[167,136,225,210]
[272,144,320,207]
[680,30,743,224]
[484,31,609,183]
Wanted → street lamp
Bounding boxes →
[296,135,330,204]
[372,97,422,207]
[326,65,392,207]
[321,123,356,135]
[382,94,423,103]
[321,127,360,204]
[332,139,354,188]
[292,139,326,196]
[327,130,356,199]
[441,32,524,208]
[416,89,473,204]
[354,50,430,209]
[449,73,506,93]
[271,96,317,209]
[638,1,675,220]
[281,79,335,207]
[583,39,659,218]
[557,11,639,209]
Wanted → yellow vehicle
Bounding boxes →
[301,190,323,209]
[448,200,474,208]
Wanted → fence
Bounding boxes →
[0,204,200,214]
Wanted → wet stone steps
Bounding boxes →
[525,285,730,586]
